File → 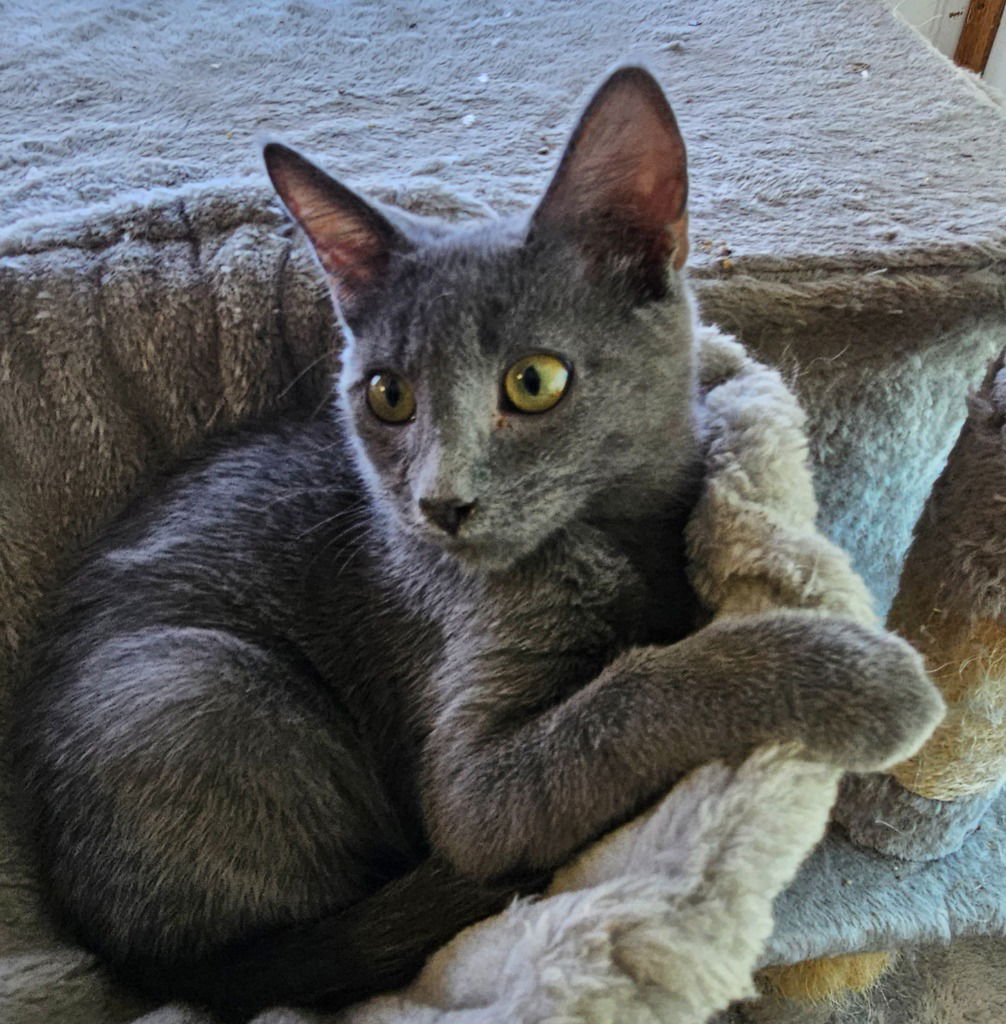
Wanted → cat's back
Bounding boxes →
[43,416,366,638]
[12,416,435,963]
[15,412,402,760]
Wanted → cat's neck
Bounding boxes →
[584,377,704,529]
[584,429,704,525]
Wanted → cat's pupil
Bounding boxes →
[522,366,541,396]
[386,379,401,407]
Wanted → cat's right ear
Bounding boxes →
[264,143,411,315]
[528,66,689,301]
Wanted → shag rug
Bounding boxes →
[3,1,1006,1022]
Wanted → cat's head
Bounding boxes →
[265,66,697,572]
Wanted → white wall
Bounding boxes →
[888,0,967,56]
[986,13,1006,90]
[889,0,1006,94]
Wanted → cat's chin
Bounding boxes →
[456,547,524,575]
[414,531,535,576]
[394,511,554,576]
[433,538,521,575]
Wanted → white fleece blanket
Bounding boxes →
[126,741,840,1024]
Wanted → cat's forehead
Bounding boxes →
[354,230,604,371]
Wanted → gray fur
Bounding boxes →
[833,773,999,861]
[13,68,942,1017]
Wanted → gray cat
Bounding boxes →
[13,67,942,1021]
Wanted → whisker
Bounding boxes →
[333,537,369,580]
[277,345,342,399]
[296,501,369,540]
[307,517,373,570]
[255,486,361,512]
[307,436,351,455]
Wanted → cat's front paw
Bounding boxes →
[792,621,944,773]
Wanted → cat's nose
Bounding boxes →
[419,497,477,537]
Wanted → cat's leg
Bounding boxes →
[421,610,944,881]
[22,626,513,1016]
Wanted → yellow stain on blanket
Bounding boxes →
[757,951,892,1003]
[890,615,1006,801]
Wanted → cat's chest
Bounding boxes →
[471,520,697,666]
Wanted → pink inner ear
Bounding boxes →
[313,219,384,296]
[266,144,406,310]
[531,68,689,283]
[283,193,383,300]
[574,105,687,231]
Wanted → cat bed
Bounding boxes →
[3,0,1006,1022]
[0,325,933,1024]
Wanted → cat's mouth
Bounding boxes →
[421,526,489,561]
[403,496,556,573]
[412,518,526,573]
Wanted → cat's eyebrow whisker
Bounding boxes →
[310,389,339,420]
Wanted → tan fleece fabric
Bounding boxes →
[890,351,1006,801]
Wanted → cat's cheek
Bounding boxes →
[341,419,409,519]
[353,415,413,464]
[492,399,579,439]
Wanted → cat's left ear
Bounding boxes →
[529,66,689,300]
[264,142,412,315]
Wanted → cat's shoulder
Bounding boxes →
[49,414,362,607]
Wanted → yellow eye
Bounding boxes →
[503,354,571,414]
[367,372,416,423]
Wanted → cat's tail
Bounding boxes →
[121,857,540,1023]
